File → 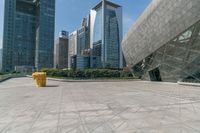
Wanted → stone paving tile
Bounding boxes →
[0,77,200,133]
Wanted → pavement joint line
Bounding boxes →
[90,107,130,133]
[0,101,34,133]
[1,77,200,132]
[56,85,64,133]
[65,86,88,133]
[27,89,55,133]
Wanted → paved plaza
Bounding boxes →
[0,78,200,133]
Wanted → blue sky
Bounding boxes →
[0,0,151,49]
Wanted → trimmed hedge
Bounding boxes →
[41,69,134,79]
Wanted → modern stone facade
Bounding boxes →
[2,0,55,72]
[122,0,200,82]
[0,49,2,71]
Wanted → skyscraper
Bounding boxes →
[77,17,90,55]
[68,31,78,69]
[69,16,91,69]
[54,31,69,69]
[2,0,55,72]
[90,0,123,69]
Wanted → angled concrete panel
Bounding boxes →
[122,0,200,67]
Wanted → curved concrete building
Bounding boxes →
[122,0,200,82]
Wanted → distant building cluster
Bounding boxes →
[1,0,123,72]
[55,0,123,70]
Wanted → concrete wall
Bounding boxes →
[0,49,2,71]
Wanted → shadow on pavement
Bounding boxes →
[46,85,59,87]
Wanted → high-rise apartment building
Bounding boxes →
[54,31,69,69]
[90,0,123,69]
[2,0,55,72]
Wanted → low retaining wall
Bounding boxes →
[0,74,26,82]
[177,81,200,87]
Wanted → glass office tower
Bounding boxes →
[2,0,55,72]
[90,0,123,68]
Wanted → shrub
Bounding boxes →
[41,68,135,79]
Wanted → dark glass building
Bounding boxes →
[2,0,55,72]
[90,0,123,69]
[122,0,200,82]
[71,55,90,70]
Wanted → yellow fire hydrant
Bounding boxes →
[32,72,47,87]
